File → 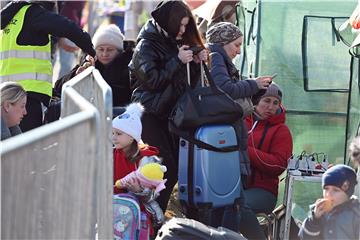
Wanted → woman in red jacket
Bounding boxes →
[245,83,293,214]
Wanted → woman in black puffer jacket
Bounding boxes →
[129,0,207,212]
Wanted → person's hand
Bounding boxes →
[255,76,272,89]
[75,55,96,75]
[75,62,91,75]
[313,198,333,219]
[58,38,79,52]
[178,45,193,64]
[85,55,96,66]
[350,3,360,29]
[193,49,208,63]
[124,178,143,193]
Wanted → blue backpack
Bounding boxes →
[113,193,150,240]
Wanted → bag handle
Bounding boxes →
[186,62,205,86]
[187,63,191,85]
[169,122,240,152]
[202,62,226,94]
[186,61,220,91]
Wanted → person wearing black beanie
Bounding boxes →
[299,164,360,240]
[129,0,207,226]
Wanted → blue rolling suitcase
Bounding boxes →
[178,124,242,223]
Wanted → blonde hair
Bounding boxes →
[349,136,360,165]
[0,82,27,106]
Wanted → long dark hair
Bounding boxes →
[153,1,204,48]
[172,1,205,48]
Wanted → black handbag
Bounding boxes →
[169,62,243,130]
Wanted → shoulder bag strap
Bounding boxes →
[257,123,270,150]
[169,122,239,152]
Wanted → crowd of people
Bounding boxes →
[1,1,359,240]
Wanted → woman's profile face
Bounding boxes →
[176,17,190,40]
[255,96,280,119]
[4,96,27,127]
[95,44,119,65]
[223,36,243,60]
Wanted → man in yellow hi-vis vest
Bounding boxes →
[0,1,96,132]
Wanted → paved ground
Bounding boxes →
[164,184,186,220]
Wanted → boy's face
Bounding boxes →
[323,185,349,207]
[112,128,134,150]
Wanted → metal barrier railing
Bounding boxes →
[62,67,113,239]
[1,67,113,239]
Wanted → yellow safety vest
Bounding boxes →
[0,4,52,97]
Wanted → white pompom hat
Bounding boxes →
[112,103,144,142]
[92,24,124,50]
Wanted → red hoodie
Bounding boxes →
[245,106,293,196]
[113,144,160,194]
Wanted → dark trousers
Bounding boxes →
[141,113,179,212]
[20,96,44,132]
[208,187,266,240]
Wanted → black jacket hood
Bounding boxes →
[137,20,164,43]
[137,19,178,47]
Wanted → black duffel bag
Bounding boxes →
[169,62,243,130]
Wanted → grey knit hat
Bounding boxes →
[252,82,283,105]
[261,82,282,102]
[206,22,243,46]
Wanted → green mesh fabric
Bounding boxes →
[236,0,359,164]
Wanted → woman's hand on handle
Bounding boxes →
[75,55,97,75]
[178,45,193,64]
[194,49,208,63]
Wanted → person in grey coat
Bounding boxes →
[206,22,274,176]
[1,82,27,140]
[205,22,275,240]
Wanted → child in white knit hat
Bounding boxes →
[112,102,161,194]
[112,102,166,234]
